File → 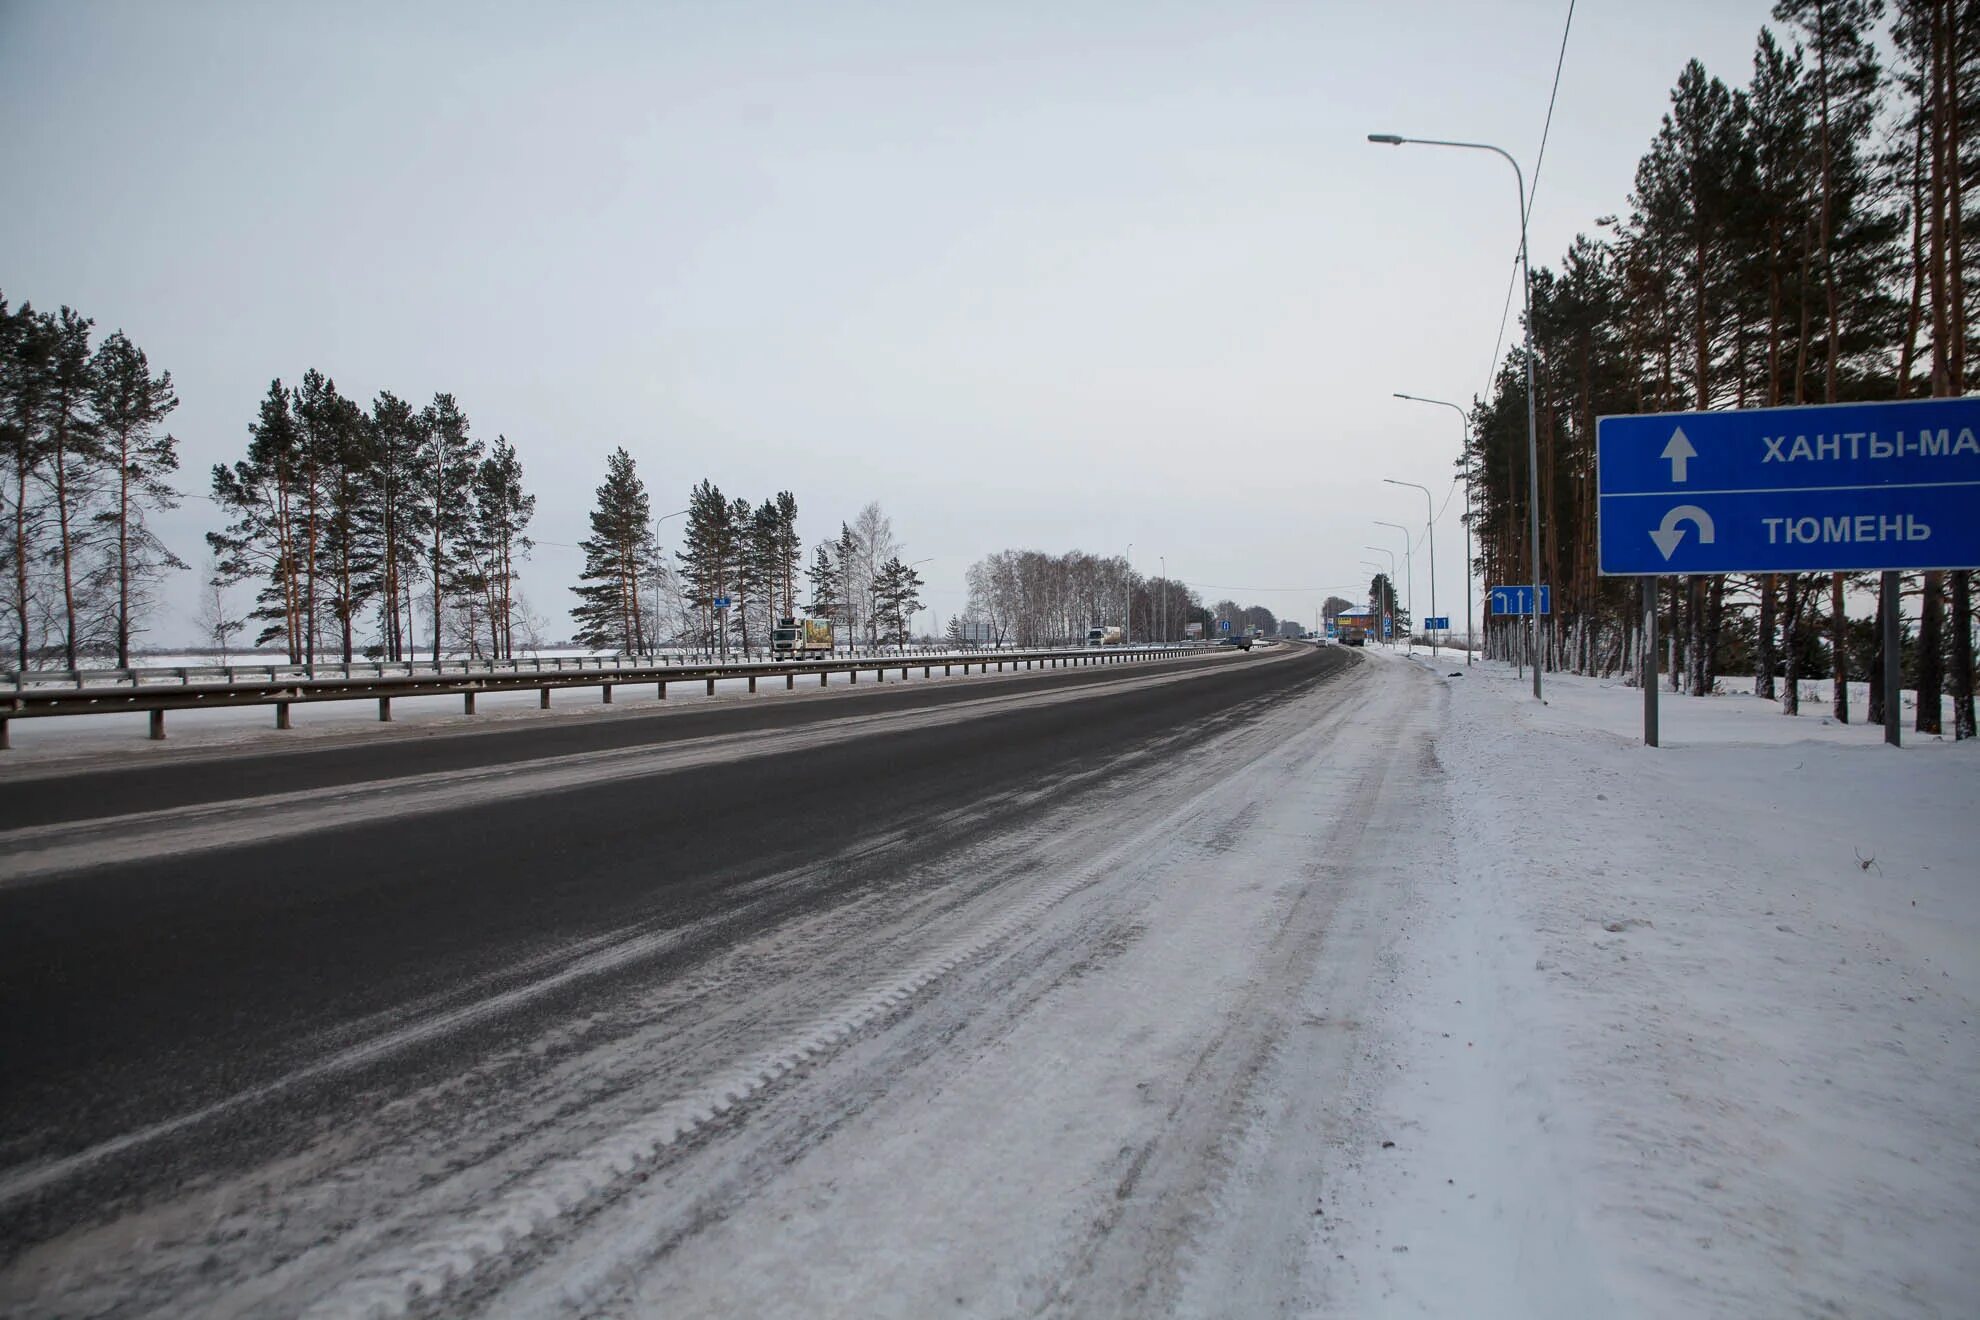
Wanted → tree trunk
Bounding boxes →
[1917,570,1944,734]
[116,431,131,668]
[1757,573,1777,699]
[12,462,31,670]
[1951,570,1975,740]
[1869,576,1887,725]
[52,435,80,670]
[1686,577,1706,697]
[1782,574,1804,716]
[1830,572,1848,722]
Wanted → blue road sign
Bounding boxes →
[1598,396,1980,574]
[1488,586,1550,616]
[713,596,732,609]
[1423,616,1450,631]
[1219,619,1231,633]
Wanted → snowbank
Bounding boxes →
[1328,658,1980,1317]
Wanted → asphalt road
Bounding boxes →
[0,641,1360,1291]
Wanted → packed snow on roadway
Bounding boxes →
[1,644,1973,1317]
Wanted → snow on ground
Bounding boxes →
[1326,648,1980,1317]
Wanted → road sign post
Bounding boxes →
[1642,577,1659,748]
[1599,396,1980,746]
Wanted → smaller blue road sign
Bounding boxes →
[1423,616,1451,631]
[1488,586,1551,616]
[1219,619,1231,633]
[713,596,732,609]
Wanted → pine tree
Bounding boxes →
[416,393,481,660]
[41,307,100,668]
[872,555,924,649]
[2,298,56,669]
[729,495,756,653]
[571,448,652,652]
[806,541,841,647]
[745,498,782,638]
[86,331,183,666]
[471,438,533,659]
[773,490,801,620]
[677,479,736,655]
[209,380,306,660]
[361,391,424,661]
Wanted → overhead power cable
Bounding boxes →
[1482,0,1577,398]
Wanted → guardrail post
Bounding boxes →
[378,697,392,722]
[540,687,551,709]
[922,665,930,678]
[602,684,613,704]
[820,671,828,686]
[463,692,475,715]
[0,719,9,750]
[706,677,716,696]
[658,681,667,700]
[850,667,858,684]
[748,675,758,693]
[944,663,952,675]
[149,709,166,740]
[786,673,795,690]
[276,701,292,729]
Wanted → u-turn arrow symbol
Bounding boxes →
[1649,504,1716,560]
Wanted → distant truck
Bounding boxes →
[772,616,834,657]
[1086,626,1124,646]
[1340,625,1367,648]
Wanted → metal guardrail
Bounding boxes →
[0,645,1200,747]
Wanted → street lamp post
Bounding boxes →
[908,556,934,650]
[1394,393,1474,666]
[1159,555,1166,643]
[650,508,690,656]
[1383,478,1436,658]
[1369,132,1544,700]
[1374,522,1413,654]
[1124,543,1133,645]
[1363,548,1398,647]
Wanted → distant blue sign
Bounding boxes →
[1219,619,1231,633]
[713,596,732,609]
[1598,397,1980,574]
[1489,586,1550,616]
[1423,616,1450,631]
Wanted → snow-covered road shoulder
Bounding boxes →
[1328,659,1980,1318]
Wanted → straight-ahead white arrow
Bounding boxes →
[1649,504,1716,560]
[1662,426,1697,482]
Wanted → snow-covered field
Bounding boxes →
[1330,648,1980,1317]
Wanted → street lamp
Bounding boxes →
[1383,478,1436,658]
[1159,555,1167,643]
[1394,393,1474,665]
[1124,543,1133,645]
[1363,547,1398,647]
[650,508,690,656]
[1374,521,1413,654]
[908,556,934,650]
[1369,132,1544,700]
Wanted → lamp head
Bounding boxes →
[1367,133,1405,145]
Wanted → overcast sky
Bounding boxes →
[2,0,1778,644]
